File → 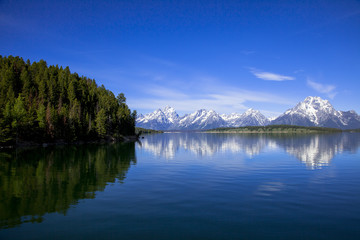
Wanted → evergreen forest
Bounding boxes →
[0,55,136,146]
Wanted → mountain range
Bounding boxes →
[136,96,360,130]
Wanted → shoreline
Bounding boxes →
[205,130,342,134]
[0,135,139,150]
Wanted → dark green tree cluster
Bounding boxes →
[135,127,164,134]
[0,55,136,145]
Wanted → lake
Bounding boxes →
[1,132,360,239]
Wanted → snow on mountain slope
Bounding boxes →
[221,109,269,127]
[176,109,227,130]
[162,106,180,123]
[137,107,270,130]
[136,106,180,130]
[271,96,360,129]
[136,97,360,130]
[238,108,270,126]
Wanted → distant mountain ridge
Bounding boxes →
[221,109,270,127]
[136,96,360,130]
[137,106,271,130]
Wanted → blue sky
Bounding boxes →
[1,0,360,117]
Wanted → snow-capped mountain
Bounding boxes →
[271,96,360,129]
[136,96,360,130]
[137,107,270,130]
[162,106,180,123]
[221,109,269,127]
[136,106,180,130]
[176,109,227,130]
[338,110,360,129]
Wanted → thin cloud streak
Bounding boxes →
[251,69,295,81]
[128,85,294,116]
[307,79,337,99]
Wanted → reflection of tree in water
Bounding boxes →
[0,142,136,229]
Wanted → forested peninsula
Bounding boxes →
[0,55,136,146]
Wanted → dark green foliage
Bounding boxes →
[0,55,136,145]
[344,128,360,132]
[135,127,164,134]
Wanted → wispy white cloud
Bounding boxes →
[251,69,295,81]
[128,85,294,116]
[122,61,295,116]
[307,79,337,99]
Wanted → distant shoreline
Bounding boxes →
[205,125,345,134]
[135,125,360,134]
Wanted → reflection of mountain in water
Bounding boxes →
[140,133,269,158]
[0,143,136,229]
[274,133,360,169]
[139,133,360,169]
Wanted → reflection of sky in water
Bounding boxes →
[137,133,360,170]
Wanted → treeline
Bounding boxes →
[0,55,136,145]
[135,127,164,134]
[344,129,360,132]
[208,125,343,133]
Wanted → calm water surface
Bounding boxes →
[1,133,360,239]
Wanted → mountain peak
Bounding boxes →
[296,96,334,114]
[137,97,360,130]
[244,108,259,114]
[303,96,330,105]
[161,106,179,123]
[272,96,360,128]
[163,106,174,111]
[304,96,322,101]
[349,110,357,114]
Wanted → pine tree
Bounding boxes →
[95,109,107,138]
